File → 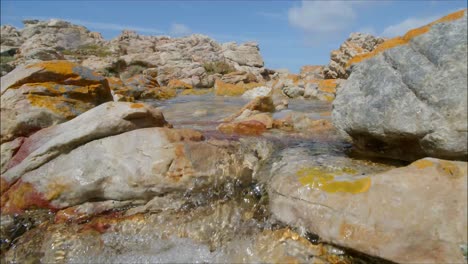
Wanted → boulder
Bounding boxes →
[1,127,271,214]
[0,60,113,142]
[1,102,168,191]
[269,157,467,263]
[332,10,468,161]
[222,42,264,68]
[241,86,271,100]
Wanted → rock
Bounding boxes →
[167,79,193,89]
[323,33,385,79]
[1,102,168,192]
[221,71,257,84]
[299,65,324,80]
[224,96,275,122]
[269,157,467,263]
[18,19,105,59]
[114,73,163,100]
[214,79,263,96]
[1,127,271,214]
[0,60,113,142]
[0,25,24,49]
[0,137,25,174]
[333,10,468,161]
[241,86,271,100]
[21,47,65,61]
[282,86,304,98]
[222,42,264,67]
[218,120,267,136]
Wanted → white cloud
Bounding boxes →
[170,23,191,36]
[288,1,357,33]
[381,15,440,37]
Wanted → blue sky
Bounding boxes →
[1,1,466,73]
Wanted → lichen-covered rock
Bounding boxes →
[214,79,263,96]
[269,157,467,263]
[323,33,385,79]
[1,102,168,192]
[0,60,113,142]
[332,10,468,161]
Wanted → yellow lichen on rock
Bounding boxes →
[297,166,371,194]
[347,9,466,67]
[27,94,90,119]
[214,80,262,96]
[168,79,193,89]
[318,79,338,93]
[412,159,434,169]
[27,60,76,76]
[180,88,213,96]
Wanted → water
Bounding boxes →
[1,95,398,264]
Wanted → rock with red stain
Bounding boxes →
[1,127,272,214]
[218,120,267,136]
[2,101,168,193]
[0,60,113,143]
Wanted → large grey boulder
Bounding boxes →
[332,10,468,161]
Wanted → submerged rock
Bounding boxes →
[269,157,467,263]
[333,10,468,161]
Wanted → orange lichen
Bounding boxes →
[130,103,145,108]
[180,88,213,96]
[168,79,193,89]
[218,120,267,136]
[286,74,301,85]
[106,77,125,90]
[27,60,76,76]
[347,9,466,67]
[27,94,91,119]
[412,159,434,169]
[318,79,338,93]
[214,80,246,96]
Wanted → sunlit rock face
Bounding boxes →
[0,60,113,143]
[333,10,468,161]
[269,145,467,264]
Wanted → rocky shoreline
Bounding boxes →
[1,9,467,264]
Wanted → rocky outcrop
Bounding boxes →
[323,33,385,79]
[270,156,467,263]
[0,20,268,87]
[19,19,104,57]
[333,10,468,161]
[0,60,113,142]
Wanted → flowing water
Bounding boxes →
[1,95,400,264]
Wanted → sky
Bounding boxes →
[1,0,467,73]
